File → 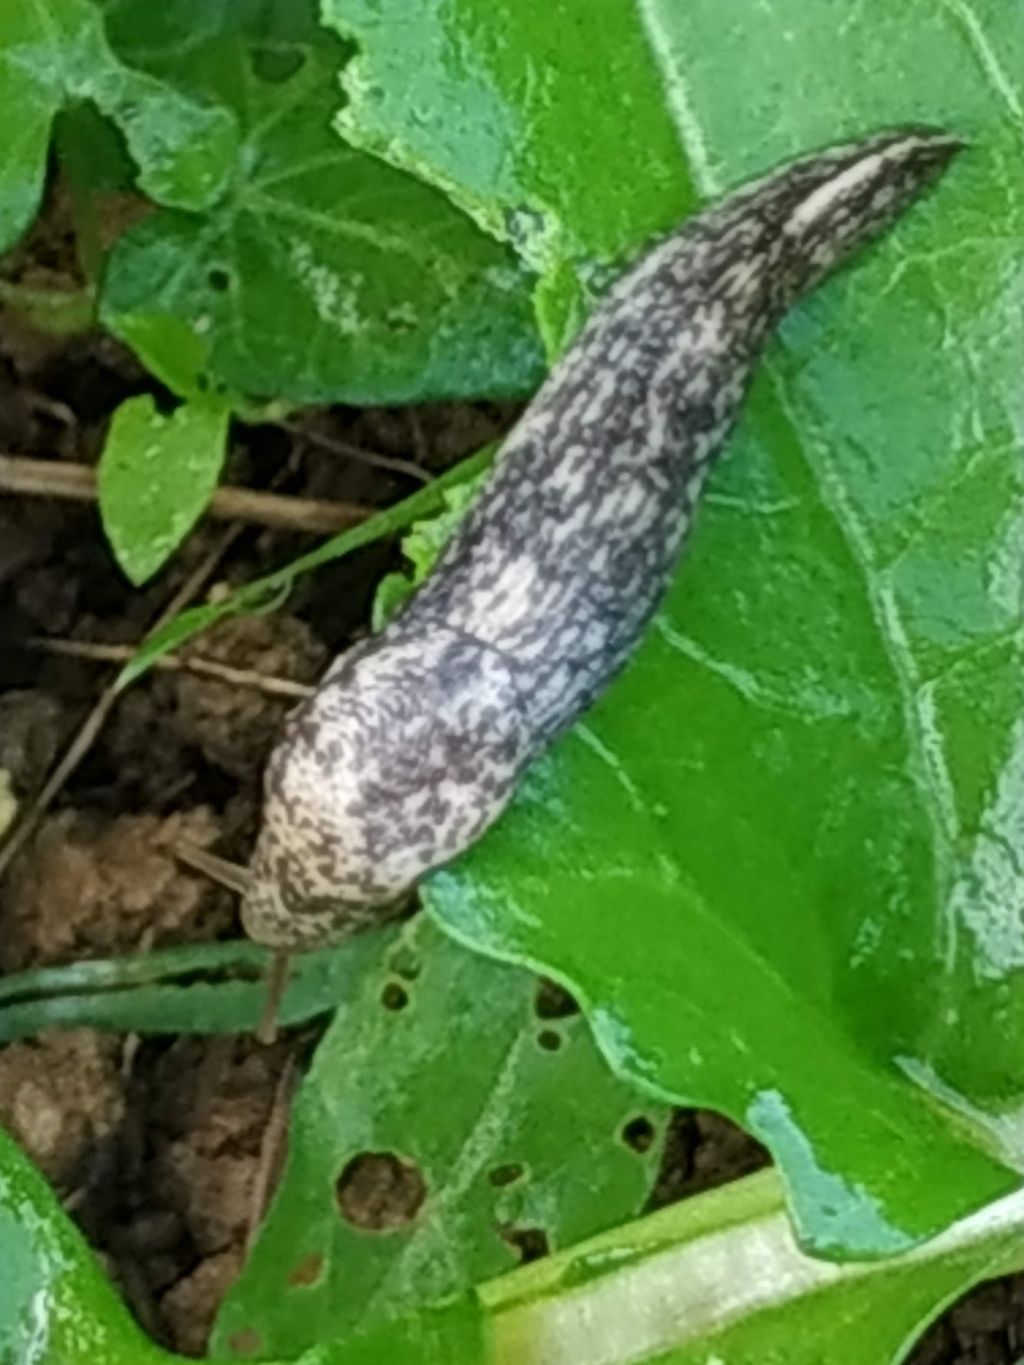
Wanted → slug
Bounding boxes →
[243,126,961,951]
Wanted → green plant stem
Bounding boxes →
[119,443,496,686]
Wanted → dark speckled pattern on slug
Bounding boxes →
[243,126,962,949]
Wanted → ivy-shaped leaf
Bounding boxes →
[99,0,543,407]
[0,0,237,253]
[98,394,231,584]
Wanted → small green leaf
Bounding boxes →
[99,0,543,407]
[213,919,666,1356]
[0,0,237,253]
[98,394,231,584]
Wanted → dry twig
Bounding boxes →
[281,420,431,483]
[0,453,371,535]
[246,1051,298,1251]
[26,636,315,701]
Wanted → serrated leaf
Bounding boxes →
[98,394,231,583]
[213,918,666,1357]
[324,0,1024,1256]
[0,0,237,253]
[98,0,543,406]
[373,471,488,630]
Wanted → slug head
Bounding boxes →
[241,629,529,950]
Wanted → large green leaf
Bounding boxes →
[326,0,692,345]
[213,918,666,1357]
[0,0,237,254]
[98,0,542,406]
[0,1126,169,1365]
[331,0,1024,1255]
[484,1174,1024,1365]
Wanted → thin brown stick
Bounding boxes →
[27,636,315,700]
[0,524,242,881]
[246,1050,297,1252]
[174,841,253,895]
[256,951,292,1048]
[0,454,371,534]
[281,420,431,483]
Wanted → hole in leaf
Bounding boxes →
[287,1252,325,1287]
[387,946,421,981]
[621,1116,656,1154]
[208,267,232,293]
[534,978,580,1019]
[537,1029,563,1052]
[336,1152,427,1232]
[226,1329,263,1357]
[488,1163,525,1188]
[380,980,409,1011]
[500,1225,550,1264]
[384,305,418,334]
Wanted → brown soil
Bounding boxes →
[0,183,1019,1362]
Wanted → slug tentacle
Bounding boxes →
[243,125,962,950]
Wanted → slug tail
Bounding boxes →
[764,125,964,315]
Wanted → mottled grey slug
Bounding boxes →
[243,126,961,950]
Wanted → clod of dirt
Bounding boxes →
[67,1035,302,1357]
[910,1274,1024,1364]
[0,1030,124,1188]
[105,614,327,792]
[148,1040,295,1259]
[0,688,68,794]
[286,1251,325,1287]
[175,615,327,778]
[1,806,233,970]
[14,560,82,636]
[649,1109,769,1211]
[0,505,53,590]
[160,1250,245,1358]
